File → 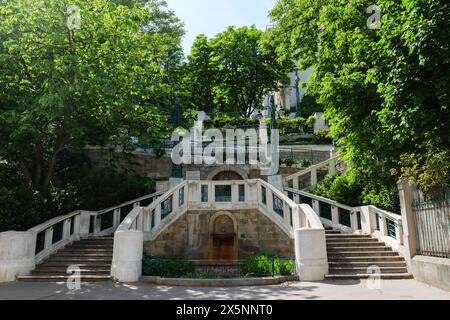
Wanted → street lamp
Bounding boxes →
[294,69,302,118]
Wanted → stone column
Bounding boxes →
[111,230,143,282]
[398,180,418,269]
[0,231,36,282]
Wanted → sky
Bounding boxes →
[164,0,277,55]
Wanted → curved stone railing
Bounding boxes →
[284,155,346,190]
[284,187,404,251]
[0,191,163,282]
[112,179,329,282]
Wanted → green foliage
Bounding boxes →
[312,170,400,212]
[0,0,183,189]
[281,157,295,167]
[184,26,294,117]
[266,0,450,195]
[0,159,156,231]
[397,137,450,194]
[205,114,260,129]
[299,159,311,168]
[142,253,195,278]
[240,252,296,277]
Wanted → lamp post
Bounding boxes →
[171,97,182,179]
[294,69,302,118]
[269,94,280,176]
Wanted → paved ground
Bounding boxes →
[0,279,448,300]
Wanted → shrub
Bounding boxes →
[299,159,311,168]
[312,170,400,212]
[281,157,295,167]
[240,252,295,277]
[142,253,195,278]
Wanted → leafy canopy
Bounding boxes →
[0,0,184,189]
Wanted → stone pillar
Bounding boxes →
[294,228,329,281]
[398,180,418,269]
[268,174,283,191]
[111,230,143,282]
[169,177,183,189]
[360,206,373,234]
[0,231,36,282]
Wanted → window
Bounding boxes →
[319,202,332,220]
[273,195,284,218]
[239,184,245,202]
[338,208,351,227]
[179,187,185,207]
[261,186,267,205]
[161,196,173,220]
[215,185,232,202]
[201,185,208,202]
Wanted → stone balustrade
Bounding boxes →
[0,191,163,282]
[285,187,404,250]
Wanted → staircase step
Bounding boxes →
[31,270,110,275]
[38,263,112,268]
[328,256,406,262]
[325,273,414,280]
[47,256,112,263]
[327,251,399,257]
[54,253,113,258]
[325,231,341,234]
[326,234,372,239]
[327,246,391,252]
[329,267,408,274]
[17,275,111,282]
[328,261,407,268]
[326,241,383,247]
[60,248,113,253]
[326,238,379,243]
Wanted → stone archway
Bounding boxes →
[206,166,249,181]
[209,212,238,261]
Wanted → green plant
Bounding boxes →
[240,252,295,277]
[153,142,166,158]
[314,130,332,144]
[299,159,311,168]
[142,253,195,278]
[281,157,295,167]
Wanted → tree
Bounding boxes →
[266,0,450,192]
[0,0,184,190]
[184,35,216,114]
[185,26,293,117]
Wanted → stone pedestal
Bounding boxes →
[294,228,328,281]
[111,230,143,282]
[0,231,36,282]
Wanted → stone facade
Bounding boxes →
[144,209,294,260]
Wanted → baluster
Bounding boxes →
[155,205,162,228]
[311,168,318,186]
[331,206,339,226]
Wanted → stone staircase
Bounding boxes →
[17,237,113,282]
[324,229,413,280]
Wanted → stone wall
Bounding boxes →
[144,209,294,260]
